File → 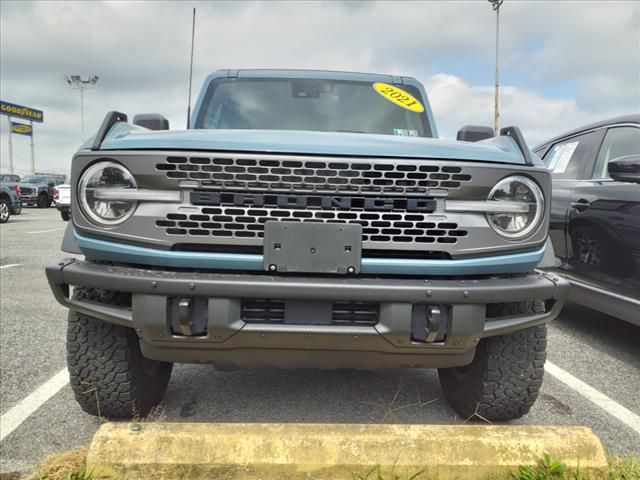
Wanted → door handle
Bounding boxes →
[571,200,590,212]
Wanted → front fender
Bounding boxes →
[537,237,561,269]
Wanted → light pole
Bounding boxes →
[65,75,99,141]
[488,0,503,136]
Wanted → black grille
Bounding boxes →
[241,299,285,323]
[331,302,379,326]
[155,209,468,244]
[20,187,35,195]
[156,156,472,195]
[241,300,379,326]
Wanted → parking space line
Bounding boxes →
[0,368,69,442]
[0,264,22,270]
[546,361,640,435]
[27,228,65,234]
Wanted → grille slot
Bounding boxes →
[241,300,379,326]
[241,299,285,323]
[155,207,467,245]
[331,302,379,326]
[157,156,472,195]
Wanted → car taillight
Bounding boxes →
[54,188,59,200]
[13,185,20,196]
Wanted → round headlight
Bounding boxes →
[487,176,544,239]
[78,161,137,225]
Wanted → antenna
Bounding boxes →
[186,7,196,129]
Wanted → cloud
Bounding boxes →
[426,73,594,147]
[0,0,638,175]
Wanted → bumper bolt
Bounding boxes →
[268,264,277,272]
[426,290,433,297]
[188,283,195,290]
[151,281,157,288]
[463,291,470,298]
[347,266,355,274]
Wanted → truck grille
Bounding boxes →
[241,300,379,326]
[155,208,468,244]
[156,156,472,195]
[20,187,35,195]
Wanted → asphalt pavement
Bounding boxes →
[1,208,639,477]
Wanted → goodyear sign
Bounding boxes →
[11,121,33,136]
[0,100,44,123]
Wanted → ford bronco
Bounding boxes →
[46,69,568,421]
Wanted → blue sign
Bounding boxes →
[11,121,33,136]
[0,100,44,123]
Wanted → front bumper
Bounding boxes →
[46,259,569,370]
[21,194,39,204]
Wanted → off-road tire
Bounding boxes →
[67,288,173,419]
[37,193,50,208]
[0,197,10,223]
[61,210,70,221]
[438,321,546,422]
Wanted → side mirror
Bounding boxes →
[456,125,494,142]
[133,113,169,131]
[608,155,640,184]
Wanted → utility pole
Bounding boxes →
[65,75,99,142]
[7,116,14,174]
[29,120,35,174]
[489,0,503,136]
[187,8,196,129]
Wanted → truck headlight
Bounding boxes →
[487,176,544,239]
[78,161,137,225]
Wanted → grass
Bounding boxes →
[25,446,91,480]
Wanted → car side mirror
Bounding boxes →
[608,155,640,184]
[133,113,169,131]
[456,125,494,142]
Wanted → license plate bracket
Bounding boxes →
[264,221,362,274]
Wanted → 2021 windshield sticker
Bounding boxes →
[373,83,425,113]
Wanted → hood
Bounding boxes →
[90,123,537,165]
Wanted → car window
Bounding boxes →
[592,126,640,179]
[543,131,599,180]
[195,78,431,137]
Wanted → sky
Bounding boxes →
[1,0,638,176]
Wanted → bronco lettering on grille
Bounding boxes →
[190,192,438,213]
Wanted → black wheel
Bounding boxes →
[438,322,546,422]
[67,288,173,419]
[571,225,629,274]
[37,193,50,208]
[61,210,70,221]
[0,197,10,223]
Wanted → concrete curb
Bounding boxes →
[86,422,608,479]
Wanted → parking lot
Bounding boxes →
[1,208,639,476]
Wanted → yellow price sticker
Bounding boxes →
[373,83,425,113]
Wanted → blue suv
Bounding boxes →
[46,69,568,420]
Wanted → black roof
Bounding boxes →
[535,114,640,149]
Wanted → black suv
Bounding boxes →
[535,115,640,326]
[18,175,62,208]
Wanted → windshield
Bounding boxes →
[194,78,431,137]
[21,176,47,183]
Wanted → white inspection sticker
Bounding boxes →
[548,141,579,173]
[393,128,419,137]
